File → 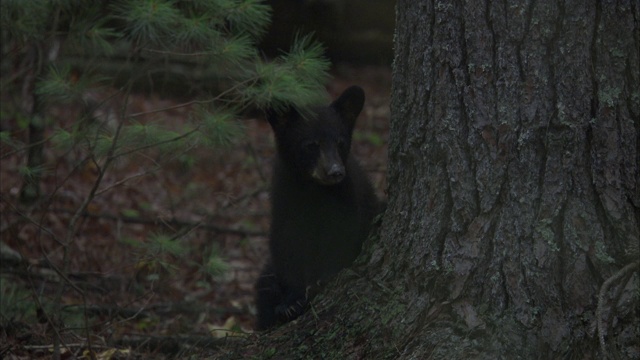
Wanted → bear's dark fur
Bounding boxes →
[255,86,380,330]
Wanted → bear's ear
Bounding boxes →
[331,86,365,127]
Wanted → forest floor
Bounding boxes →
[0,65,390,359]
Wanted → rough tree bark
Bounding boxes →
[378,0,638,358]
[231,1,639,359]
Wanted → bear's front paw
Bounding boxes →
[275,297,308,322]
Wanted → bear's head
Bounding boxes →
[267,86,365,185]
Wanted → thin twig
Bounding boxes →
[46,208,266,236]
[0,195,62,244]
[96,141,197,196]
[141,48,218,57]
[128,99,215,117]
[128,76,257,118]
[95,167,160,197]
[49,92,127,360]
[111,126,199,159]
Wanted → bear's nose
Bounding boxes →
[327,164,345,180]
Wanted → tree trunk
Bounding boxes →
[378,0,639,358]
[233,1,639,359]
[18,44,47,205]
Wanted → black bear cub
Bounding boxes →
[255,86,380,330]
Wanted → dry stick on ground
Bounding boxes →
[597,260,639,359]
[62,302,247,320]
[112,333,245,356]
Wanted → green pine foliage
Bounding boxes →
[0,0,50,41]
[0,0,331,313]
[2,0,330,154]
[197,107,245,148]
[200,245,230,278]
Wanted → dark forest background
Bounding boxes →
[0,1,393,358]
